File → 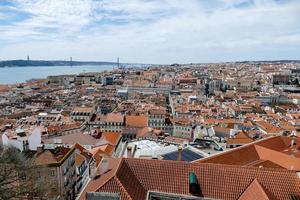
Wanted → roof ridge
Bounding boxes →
[125,157,187,166]
[123,159,149,189]
[254,144,300,170]
[191,160,298,173]
[116,159,149,199]
[238,178,278,200]
[91,158,123,192]
[245,159,266,166]
[125,157,295,173]
[114,176,134,200]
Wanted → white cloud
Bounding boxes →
[0,0,299,63]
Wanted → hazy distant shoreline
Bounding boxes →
[0,60,117,67]
[1,59,300,68]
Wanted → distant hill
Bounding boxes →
[0,60,117,67]
[234,60,300,64]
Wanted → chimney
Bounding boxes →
[127,146,132,158]
[189,172,200,194]
[177,145,183,161]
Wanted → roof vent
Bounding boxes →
[189,172,200,194]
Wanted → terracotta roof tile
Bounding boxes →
[73,107,94,113]
[101,113,124,123]
[199,144,260,166]
[251,160,285,169]
[34,146,74,166]
[43,132,98,146]
[101,132,122,146]
[255,121,282,134]
[81,158,300,200]
[197,136,300,171]
[227,132,254,145]
[238,179,278,200]
[125,115,148,128]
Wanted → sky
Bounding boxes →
[0,0,299,64]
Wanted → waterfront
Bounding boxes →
[0,65,114,84]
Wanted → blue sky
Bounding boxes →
[0,0,299,64]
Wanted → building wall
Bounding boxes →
[75,160,90,194]
[71,115,90,121]
[35,149,77,200]
[148,115,166,130]
[88,121,123,132]
[173,124,193,139]
[59,151,77,200]
[2,133,27,151]
[28,128,42,151]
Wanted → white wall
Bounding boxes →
[2,133,9,146]
[2,133,25,151]
[28,127,42,151]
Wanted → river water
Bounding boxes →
[0,65,115,84]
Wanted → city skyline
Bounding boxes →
[0,0,299,64]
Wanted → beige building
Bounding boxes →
[34,146,77,200]
[93,113,124,132]
[71,107,94,121]
[172,118,194,139]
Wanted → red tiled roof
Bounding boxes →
[101,132,122,146]
[43,132,98,146]
[90,144,115,157]
[255,121,282,134]
[34,146,74,166]
[251,160,285,169]
[73,107,94,113]
[125,115,148,128]
[238,179,278,200]
[81,158,300,200]
[101,113,124,123]
[227,131,254,145]
[197,136,300,171]
[199,143,261,166]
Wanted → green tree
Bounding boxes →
[0,146,49,200]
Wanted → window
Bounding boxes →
[50,170,55,177]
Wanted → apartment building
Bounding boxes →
[172,118,194,139]
[90,113,124,132]
[148,109,166,130]
[71,107,94,121]
[34,146,77,200]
